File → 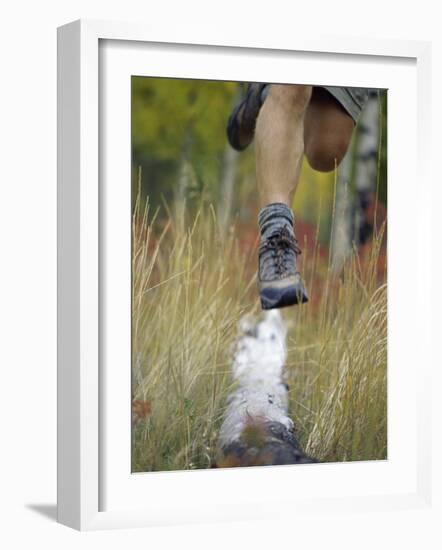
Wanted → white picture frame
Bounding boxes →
[57,19,432,531]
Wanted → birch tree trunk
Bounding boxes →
[174,128,193,233]
[331,144,354,272]
[353,91,380,245]
[331,91,380,272]
[218,141,239,233]
[217,86,242,233]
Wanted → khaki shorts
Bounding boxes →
[260,84,371,123]
[322,86,370,123]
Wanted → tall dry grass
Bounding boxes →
[131,189,387,472]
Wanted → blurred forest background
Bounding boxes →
[131,77,388,472]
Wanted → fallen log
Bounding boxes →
[216,310,317,467]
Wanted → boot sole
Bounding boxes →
[259,276,309,310]
[226,83,268,151]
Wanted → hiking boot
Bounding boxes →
[258,226,308,310]
[227,83,269,151]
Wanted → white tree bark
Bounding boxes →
[331,151,353,272]
[174,129,193,232]
[217,311,316,467]
[217,142,239,232]
[331,91,380,272]
[217,86,242,232]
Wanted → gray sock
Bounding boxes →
[258,203,294,240]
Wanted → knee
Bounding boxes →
[269,85,312,114]
[305,134,350,172]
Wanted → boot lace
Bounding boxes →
[259,227,301,278]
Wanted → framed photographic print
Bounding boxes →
[57,19,432,530]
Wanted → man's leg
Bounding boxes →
[255,85,312,309]
[304,87,354,172]
[255,85,312,206]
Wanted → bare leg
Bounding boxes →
[255,85,312,207]
[304,87,354,172]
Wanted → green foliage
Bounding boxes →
[132,77,241,205]
[132,77,237,158]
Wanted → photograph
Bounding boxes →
[130,78,388,472]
